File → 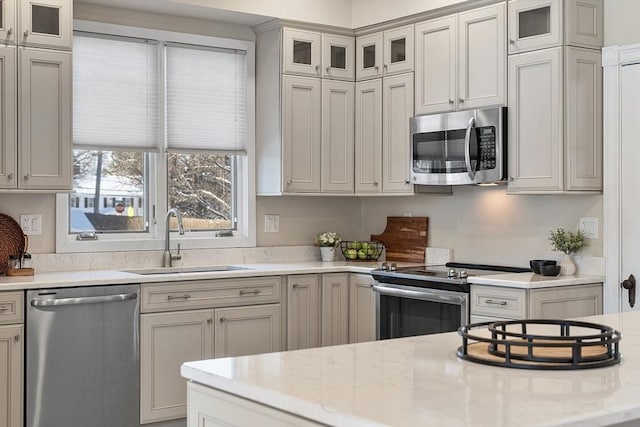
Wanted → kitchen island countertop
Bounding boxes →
[182,311,640,427]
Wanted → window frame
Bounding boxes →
[56,20,256,253]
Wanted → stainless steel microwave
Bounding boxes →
[410,107,507,185]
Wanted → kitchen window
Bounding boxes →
[56,23,255,252]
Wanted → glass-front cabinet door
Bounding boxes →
[19,0,72,49]
[382,24,414,75]
[282,28,321,77]
[508,0,561,54]
[0,0,16,43]
[321,34,354,81]
[356,32,383,81]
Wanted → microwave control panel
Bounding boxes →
[478,127,496,170]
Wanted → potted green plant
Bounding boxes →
[549,228,587,275]
[314,231,341,262]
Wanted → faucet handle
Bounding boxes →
[171,243,182,262]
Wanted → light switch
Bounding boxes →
[264,214,280,233]
[579,217,598,239]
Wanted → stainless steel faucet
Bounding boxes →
[162,208,185,267]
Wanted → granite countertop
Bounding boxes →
[0,261,604,291]
[182,311,640,427]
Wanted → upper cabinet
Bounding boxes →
[282,28,322,77]
[508,0,603,54]
[415,3,506,115]
[356,24,413,80]
[322,34,355,80]
[0,0,72,49]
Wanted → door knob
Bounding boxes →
[621,274,636,308]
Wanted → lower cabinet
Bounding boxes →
[0,325,22,427]
[470,283,603,323]
[287,275,321,350]
[321,273,349,346]
[349,273,376,343]
[139,277,283,424]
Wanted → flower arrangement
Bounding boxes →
[549,228,587,255]
[314,231,341,247]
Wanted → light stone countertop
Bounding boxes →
[0,261,604,291]
[182,311,640,427]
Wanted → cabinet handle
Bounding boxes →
[207,318,212,324]
[286,180,292,185]
[326,66,331,73]
[459,98,464,103]
[7,28,12,36]
[509,176,515,182]
[23,29,29,38]
[373,181,379,186]
[219,317,226,323]
[315,65,320,74]
[374,65,379,72]
[448,99,454,104]
[14,335,20,342]
[239,289,261,296]
[0,306,8,311]
[24,174,29,181]
[292,284,299,289]
[484,299,507,306]
[405,180,410,184]
[383,64,388,70]
[167,293,191,301]
[7,173,12,180]
[509,39,515,45]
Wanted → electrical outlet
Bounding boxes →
[264,214,280,233]
[579,217,598,239]
[21,214,42,236]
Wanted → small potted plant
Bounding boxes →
[549,228,587,275]
[314,231,341,262]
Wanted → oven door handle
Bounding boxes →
[372,284,466,304]
[464,116,476,181]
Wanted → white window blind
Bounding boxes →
[166,43,247,154]
[73,33,159,151]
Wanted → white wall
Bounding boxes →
[604,0,640,46]
[351,0,467,28]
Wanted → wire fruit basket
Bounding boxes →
[340,241,384,261]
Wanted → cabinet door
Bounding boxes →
[507,47,563,193]
[282,28,321,77]
[321,273,349,347]
[508,0,562,54]
[458,3,506,110]
[0,46,16,190]
[383,25,414,76]
[282,75,321,193]
[19,0,72,49]
[565,47,602,191]
[322,33,354,81]
[529,284,602,319]
[565,0,603,49]
[287,275,320,350]
[414,16,457,115]
[0,325,22,427]
[0,0,16,43]
[348,274,376,343]
[355,32,383,80]
[354,79,382,194]
[321,80,354,193]
[382,73,413,194]
[18,48,71,190]
[140,310,213,424]
[214,304,282,358]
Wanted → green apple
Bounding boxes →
[345,248,358,260]
[350,241,362,250]
[367,247,378,257]
[361,242,369,250]
[357,249,367,260]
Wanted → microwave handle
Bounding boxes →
[464,116,476,180]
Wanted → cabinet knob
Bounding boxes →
[286,180,292,185]
[405,180,410,184]
[374,65,379,72]
[448,99,454,104]
[24,29,29,38]
[207,318,212,324]
[373,181,379,186]
[459,98,464,103]
[24,174,29,181]
[383,64,388,70]
[509,176,515,182]
[219,317,226,323]
[315,65,320,74]
[7,28,12,36]
[509,39,515,45]
[326,66,331,73]
[7,173,12,180]
[292,284,298,289]
[14,335,20,342]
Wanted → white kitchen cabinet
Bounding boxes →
[349,274,376,343]
[214,304,281,358]
[321,273,349,347]
[282,27,321,77]
[287,274,321,350]
[321,80,354,193]
[19,0,72,49]
[0,46,16,189]
[508,46,601,193]
[382,73,413,194]
[18,47,71,190]
[414,3,505,115]
[470,283,603,321]
[356,25,413,81]
[0,0,16,44]
[0,291,23,427]
[322,33,355,81]
[508,0,603,54]
[282,75,322,193]
[140,309,213,424]
[354,78,382,194]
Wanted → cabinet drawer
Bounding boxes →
[141,276,282,313]
[0,292,23,324]
[471,286,526,320]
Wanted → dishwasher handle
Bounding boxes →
[31,292,138,307]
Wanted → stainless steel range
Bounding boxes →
[370,262,530,340]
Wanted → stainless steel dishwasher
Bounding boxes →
[26,284,140,427]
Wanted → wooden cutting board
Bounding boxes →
[370,217,428,263]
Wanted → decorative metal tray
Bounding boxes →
[457,319,622,370]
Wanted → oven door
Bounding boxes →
[373,283,469,340]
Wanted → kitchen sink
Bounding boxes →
[122,265,251,275]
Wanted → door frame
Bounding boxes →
[602,43,640,313]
